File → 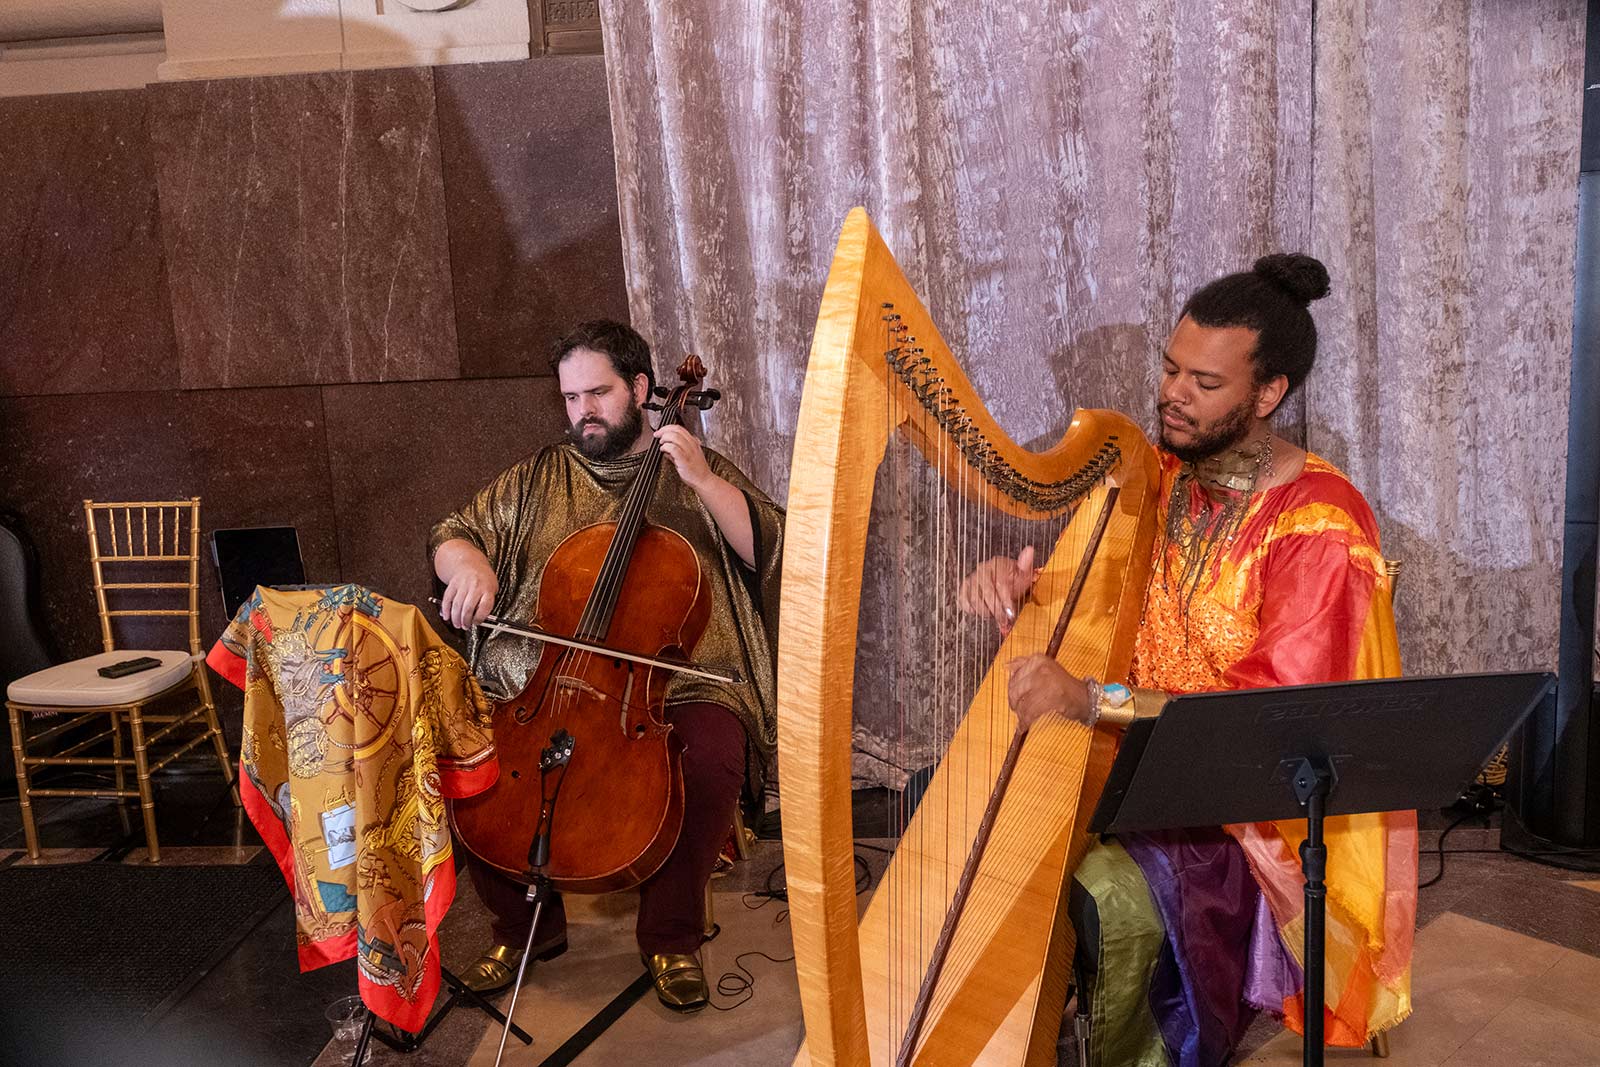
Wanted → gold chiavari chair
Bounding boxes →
[5,499,239,862]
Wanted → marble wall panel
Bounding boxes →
[0,90,178,398]
[149,68,459,390]
[0,388,339,721]
[320,375,568,641]
[435,58,630,379]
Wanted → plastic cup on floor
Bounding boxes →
[325,995,371,1064]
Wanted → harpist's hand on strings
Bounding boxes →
[1005,655,1091,731]
[957,545,1042,635]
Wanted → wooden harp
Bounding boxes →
[778,208,1160,1066]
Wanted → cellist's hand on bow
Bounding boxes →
[1005,655,1091,732]
[438,553,498,631]
[957,545,1042,635]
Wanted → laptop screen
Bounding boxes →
[210,527,307,619]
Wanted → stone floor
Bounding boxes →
[5,771,1600,1067]
[1243,911,1600,1066]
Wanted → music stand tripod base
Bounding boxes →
[379,967,534,1054]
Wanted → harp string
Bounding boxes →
[876,311,1086,1057]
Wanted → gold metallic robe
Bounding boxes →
[428,441,785,797]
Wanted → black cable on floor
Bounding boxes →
[713,850,876,1011]
[709,949,797,1012]
[739,850,874,912]
[1419,809,1481,889]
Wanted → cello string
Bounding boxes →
[561,383,687,716]
[580,379,681,638]
[579,390,673,638]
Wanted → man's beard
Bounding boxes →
[1157,394,1257,464]
[568,403,645,461]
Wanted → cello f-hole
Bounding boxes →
[514,668,564,725]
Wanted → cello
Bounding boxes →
[449,355,725,895]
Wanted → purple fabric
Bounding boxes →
[1121,828,1274,1067]
[1243,889,1304,1012]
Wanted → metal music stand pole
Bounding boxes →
[493,729,575,1067]
[1291,757,1334,1065]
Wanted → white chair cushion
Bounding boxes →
[7,650,197,707]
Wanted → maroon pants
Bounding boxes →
[463,701,747,956]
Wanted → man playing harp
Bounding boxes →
[961,255,1416,1065]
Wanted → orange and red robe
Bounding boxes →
[1118,451,1415,1054]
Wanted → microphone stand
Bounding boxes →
[492,728,575,1067]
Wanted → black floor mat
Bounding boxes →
[0,861,286,1067]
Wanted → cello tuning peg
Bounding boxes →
[652,386,671,398]
[689,389,721,410]
[642,401,664,412]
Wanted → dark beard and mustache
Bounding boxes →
[1157,393,1257,464]
[567,402,646,461]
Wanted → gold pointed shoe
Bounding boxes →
[462,932,570,994]
[643,952,709,1013]
[461,944,523,994]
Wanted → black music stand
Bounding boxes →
[1088,671,1555,1067]
[346,968,534,1063]
[210,527,306,618]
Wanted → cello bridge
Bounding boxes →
[553,675,605,700]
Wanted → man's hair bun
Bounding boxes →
[1252,253,1330,304]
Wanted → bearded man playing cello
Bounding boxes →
[430,319,784,1012]
[960,255,1416,1066]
